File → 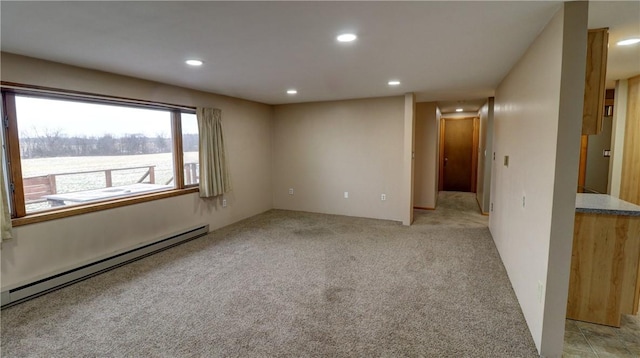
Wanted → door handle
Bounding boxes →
[444,157,448,167]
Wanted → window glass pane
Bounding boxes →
[16,95,175,213]
[181,113,199,185]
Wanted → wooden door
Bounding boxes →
[439,117,477,192]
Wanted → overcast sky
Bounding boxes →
[15,96,198,138]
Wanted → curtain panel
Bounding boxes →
[197,107,231,198]
[1,146,13,241]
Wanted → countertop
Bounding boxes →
[576,193,640,216]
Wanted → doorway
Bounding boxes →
[439,117,479,192]
[577,89,614,194]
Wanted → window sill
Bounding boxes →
[11,187,199,227]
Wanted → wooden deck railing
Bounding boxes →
[184,162,199,185]
[164,163,199,186]
[23,165,156,204]
[24,163,198,205]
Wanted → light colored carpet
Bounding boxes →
[1,191,538,357]
[414,191,488,228]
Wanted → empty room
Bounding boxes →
[1,2,639,357]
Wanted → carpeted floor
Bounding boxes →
[1,191,538,357]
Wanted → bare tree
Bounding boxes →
[182,133,199,152]
[155,133,170,153]
[121,134,146,154]
[97,134,118,155]
[42,129,67,156]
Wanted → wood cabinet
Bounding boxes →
[620,75,640,206]
[567,212,640,327]
[582,28,609,135]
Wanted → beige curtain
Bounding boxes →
[1,146,13,241]
[197,107,231,198]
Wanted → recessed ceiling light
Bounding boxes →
[388,80,401,86]
[287,89,298,95]
[456,108,464,112]
[337,33,357,42]
[617,38,640,46]
[185,59,203,66]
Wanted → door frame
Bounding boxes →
[438,116,479,192]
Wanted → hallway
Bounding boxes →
[413,191,487,229]
[419,192,640,357]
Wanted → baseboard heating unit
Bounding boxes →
[1,224,209,308]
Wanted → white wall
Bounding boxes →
[413,102,438,209]
[476,98,494,214]
[272,96,406,222]
[435,106,442,197]
[490,2,586,357]
[1,53,274,289]
[404,93,416,224]
[608,79,628,197]
[440,111,478,119]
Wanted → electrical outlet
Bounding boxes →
[504,155,509,167]
[537,281,544,303]
[522,195,526,208]
[344,192,349,199]
[490,203,494,212]
[381,194,386,201]
[222,199,227,207]
[288,188,294,195]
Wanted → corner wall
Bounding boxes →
[435,106,442,198]
[489,2,586,356]
[1,53,274,289]
[272,96,406,222]
[608,79,628,197]
[414,102,438,209]
[404,93,416,225]
[476,98,494,214]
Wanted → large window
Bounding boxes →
[2,88,198,221]
[181,113,199,186]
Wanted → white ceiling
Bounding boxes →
[1,1,638,113]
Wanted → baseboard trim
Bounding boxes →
[1,224,209,308]
[474,196,490,216]
[414,206,436,210]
